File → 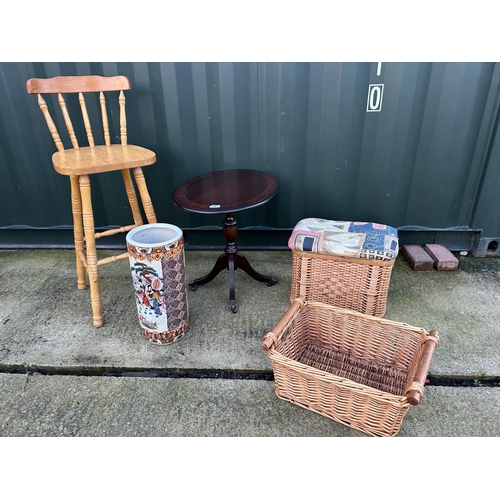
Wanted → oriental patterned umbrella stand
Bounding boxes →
[126,223,188,344]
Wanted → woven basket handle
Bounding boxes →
[406,330,439,406]
[261,298,305,351]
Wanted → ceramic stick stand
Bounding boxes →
[126,223,188,344]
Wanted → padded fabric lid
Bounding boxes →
[288,218,399,261]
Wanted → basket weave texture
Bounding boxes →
[290,251,395,317]
[263,300,438,437]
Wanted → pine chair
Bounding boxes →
[26,75,158,327]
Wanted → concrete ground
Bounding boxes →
[0,247,499,437]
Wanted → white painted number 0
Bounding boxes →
[370,87,380,109]
[366,84,384,112]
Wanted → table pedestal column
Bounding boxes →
[188,213,277,313]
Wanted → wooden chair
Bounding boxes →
[26,75,158,327]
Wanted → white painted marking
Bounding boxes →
[366,84,384,112]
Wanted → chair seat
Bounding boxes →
[52,144,156,176]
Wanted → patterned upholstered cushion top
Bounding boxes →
[288,218,399,261]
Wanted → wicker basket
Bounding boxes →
[262,299,439,437]
[290,250,395,317]
[287,219,399,317]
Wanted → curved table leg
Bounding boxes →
[228,254,236,313]
[188,253,228,290]
[235,252,278,286]
[188,213,277,313]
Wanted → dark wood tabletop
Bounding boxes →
[172,169,278,215]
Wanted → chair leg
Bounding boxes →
[70,175,87,290]
[121,169,144,226]
[132,167,157,223]
[79,174,103,328]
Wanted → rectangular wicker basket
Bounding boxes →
[262,299,439,437]
[290,250,395,317]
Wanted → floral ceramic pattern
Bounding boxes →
[128,237,188,344]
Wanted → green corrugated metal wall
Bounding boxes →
[1,62,499,254]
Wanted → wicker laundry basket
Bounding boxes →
[262,299,439,437]
[288,218,399,317]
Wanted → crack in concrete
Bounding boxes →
[1,365,499,386]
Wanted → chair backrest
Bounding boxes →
[26,75,132,151]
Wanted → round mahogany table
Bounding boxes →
[173,169,279,313]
